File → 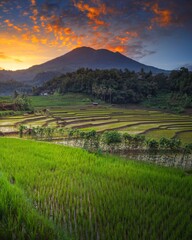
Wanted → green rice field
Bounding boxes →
[0,138,192,240]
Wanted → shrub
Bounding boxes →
[14,94,33,111]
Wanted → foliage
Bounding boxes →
[0,110,15,117]
[146,139,159,152]
[143,67,192,112]
[19,125,27,138]
[144,93,192,113]
[13,94,33,111]
[102,131,122,145]
[18,127,192,159]
[182,143,192,161]
[102,131,122,152]
[34,68,192,112]
[159,137,181,151]
[34,68,158,104]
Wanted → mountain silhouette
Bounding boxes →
[31,46,166,75]
[0,47,167,89]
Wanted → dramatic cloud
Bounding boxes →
[0,0,191,70]
[73,0,112,26]
[4,19,22,32]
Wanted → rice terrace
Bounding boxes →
[1,94,192,143]
[0,93,192,239]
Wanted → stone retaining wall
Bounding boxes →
[120,151,192,169]
[56,139,192,169]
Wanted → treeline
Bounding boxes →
[19,126,192,160]
[34,67,192,110]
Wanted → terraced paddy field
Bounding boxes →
[0,96,191,140]
[0,138,192,240]
[0,94,191,143]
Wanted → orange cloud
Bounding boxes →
[4,19,22,32]
[126,31,138,38]
[33,25,40,32]
[31,35,39,43]
[40,38,48,45]
[116,36,130,44]
[146,3,172,29]
[22,33,30,41]
[74,0,109,26]
[31,0,36,6]
[64,28,73,35]
[152,3,172,26]
[108,45,126,53]
[30,1,39,25]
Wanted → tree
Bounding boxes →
[147,139,159,153]
[13,90,19,99]
[181,143,192,163]
[122,133,133,150]
[132,135,146,149]
[159,137,171,151]
[14,94,33,111]
[19,125,27,138]
[83,130,99,152]
[102,131,122,153]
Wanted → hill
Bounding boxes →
[0,47,167,94]
[0,138,192,239]
[35,67,192,113]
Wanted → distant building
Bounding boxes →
[40,92,48,96]
[92,102,99,106]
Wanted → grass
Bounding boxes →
[82,122,137,132]
[0,96,12,103]
[122,122,192,138]
[64,116,111,123]
[0,114,41,125]
[145,129,178,139]
[65,119,118,129]
[30,93,92,108]
[0,174,66,240]
[0,138,192,240]
[23,118,55,127]
[177,131,192,144]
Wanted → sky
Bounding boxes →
[0,0,192,71]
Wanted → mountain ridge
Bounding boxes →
[0,47,168,91]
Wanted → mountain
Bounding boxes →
[0,47,167,93]
[30,46,166,77]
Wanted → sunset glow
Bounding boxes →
[0,0,191,70]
